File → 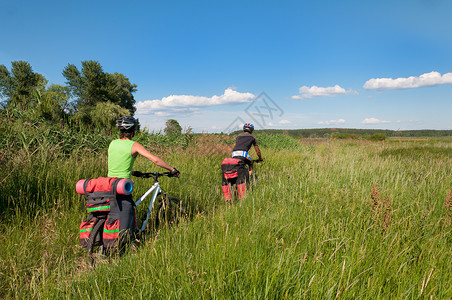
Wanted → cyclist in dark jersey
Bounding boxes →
[232,123,263,169]
[221,123,263,200]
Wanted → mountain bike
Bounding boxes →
[131,171,185,234]
[83,171,185,265]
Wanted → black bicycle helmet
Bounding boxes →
[116,116,138,130]
[243,122,254,133]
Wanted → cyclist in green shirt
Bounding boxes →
[109,116,179,178]
[109,116,179,246]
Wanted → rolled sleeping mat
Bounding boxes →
[76,178,134,195]
[116,179,134,195]
[75,179,86,195]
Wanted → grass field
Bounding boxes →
[1,136,451,298]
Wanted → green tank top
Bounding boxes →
[107,139,137,179]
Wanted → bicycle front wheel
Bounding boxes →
[86,218,106,266]
[156,196,186,228]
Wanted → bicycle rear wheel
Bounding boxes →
[86,218,106,266]
[230,183,238,201]
[249,173,258,186]
[155,196,186,228]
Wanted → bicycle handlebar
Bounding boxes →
[132,171,177,179]
[253,158,265,163]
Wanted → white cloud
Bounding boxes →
[265,120,292,127]
[317,119,346,125]
[155,111,171,117]
[361,118,391,124]
[363,71,452,90]
[292,85,358,99]
[136,88,255,114]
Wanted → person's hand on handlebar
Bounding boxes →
[168,168,180,178]
[132,170,143,177]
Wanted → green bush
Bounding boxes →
[330,133,359,140]
[364,133,387,141]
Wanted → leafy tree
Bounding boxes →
[0,61,47,110]
[0,65,11,104]
[164,119,182,136]
[90,101,130,133]
[63,60,107,108]
[61,63,83,102]
[34,84,70,122]
[62,61,137,115]
[105,73,137,113]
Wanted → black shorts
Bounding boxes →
[222,162,249,186]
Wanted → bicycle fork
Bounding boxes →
[135,182,161,232]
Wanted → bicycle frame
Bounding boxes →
[134,181,162,232]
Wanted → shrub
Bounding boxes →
[364,133,387,141]
[164,119,182,136]
[330,133,359,140]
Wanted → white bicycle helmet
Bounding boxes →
[116,116,138,130]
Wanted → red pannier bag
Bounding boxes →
[80,177,122,213]
[221,158,242,180]
[79,217,96,248]
[103,218,120,248]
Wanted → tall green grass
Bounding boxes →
[1,139,452,298]
[255,133,301,150]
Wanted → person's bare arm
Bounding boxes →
[132,142,175,172]
[254,144,263,160]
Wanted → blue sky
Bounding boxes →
[1,0,451,132]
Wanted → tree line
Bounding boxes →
[0,60,136,131]
[254,128,452,138]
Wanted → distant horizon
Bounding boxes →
[141,126,452,135]
[252,128,452,132]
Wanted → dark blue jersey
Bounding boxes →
[232,132,257,152]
